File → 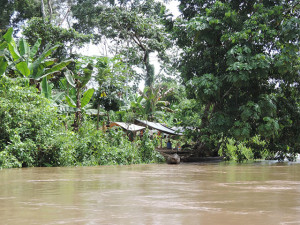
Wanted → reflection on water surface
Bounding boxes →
[1,162,300,225]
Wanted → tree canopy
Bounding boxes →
[0,0,299,167]
[174,0,299,157]
[72,0,172,86]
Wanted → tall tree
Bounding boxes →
[92,56,133,112]
[174,0,299,157]
[22,17,91,60]
[71,0,172,87]
[0,0,42,34]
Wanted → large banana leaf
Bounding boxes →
[3,28,13,43]
[59,78,68,90]
[41,77,51,99]
[42,58,57,67]
[52,91,65,102]
[16,61,30,77]
[74,65,92,88]
[0,42,7,51]
[69,87,77,100]
[8,43,20,61]
[81,88,94,108]
[85,109,100,115]
[30,38,42,58]
[43,59,73,77]
[0,57,7,76]
[29,44,59,72]
[32,65,46,79]
[65,95,76,108]
[65,70,76,87]
[19,38,29,57]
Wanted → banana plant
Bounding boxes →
[1,28,72,98]
[140,85,172,121]
[64,63,94,131]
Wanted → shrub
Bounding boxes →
[219,138,254,162]
[0,77,62,167]
[0,77,165,168]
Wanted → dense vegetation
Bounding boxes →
[0,0,299,168]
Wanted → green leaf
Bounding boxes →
[52,91,65,102]
[75,64,93,88]
[19,38,29,57]
[85,109,99,115]
[30,38,41,58]
[41,77,51,99]
[59,78,68,90]
[65,95,76,108]
[16,62,30,77]
[42,58,57,67]
[0,42,7,51]
[81,88,94,108]
[44,59,73,75]
[0,57,8,76]
[3,28,13,43]
[31,65,45,79]
[43,44,59,59]
[69,88,77,99]
[65,70,76,87]
[8,43,20,61]
[29,44,59,72]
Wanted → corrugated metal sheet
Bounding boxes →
[110,122,145,132]
[135,119,183,135]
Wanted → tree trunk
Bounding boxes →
[41,0,46,22]
[73,81,81,132]
[144,51,154,87]
[194,102,212,157]
[200,102,211,129]
[47,0,53,24]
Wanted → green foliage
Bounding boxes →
[174,0,300,158]
[219,135,297,162]
[92,56,130,111]
[0,76,61,167]
[138,129,164,163]
[0,151,22,169]
[1,28,72,86]
[0,0,41,33]
[49,121,164,166]
[72,0,171,86]
[219,138,254,162]
[119,84,173,122]
[63,62,95,130]
[23,17,91,60]
[0,76,164,169]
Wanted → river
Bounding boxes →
[1,161,300,225]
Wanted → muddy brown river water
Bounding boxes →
[1,161,300,225]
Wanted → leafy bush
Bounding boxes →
[0,77,62,167]
[0,151,22,168]
[0,77,164,169]
[219,138,254,162]
[138,129,164,163]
